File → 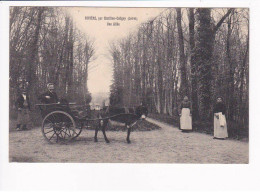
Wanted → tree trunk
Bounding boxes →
[196,8,215,120]
[27,7,44,106]
[226,15,235,120]
[141,31,147,104]
[176,8,188,98]
[189,8,199,120]
[196,8,233,120]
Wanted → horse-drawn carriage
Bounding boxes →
[36,102,148,144]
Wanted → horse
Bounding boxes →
[94,105,148,143]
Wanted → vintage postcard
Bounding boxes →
[8,6,249,163]
[2,0,260,191]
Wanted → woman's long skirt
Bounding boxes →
[17,108,30,126]
[214,112,228,138]
[180,108,192,131]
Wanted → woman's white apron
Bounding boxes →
[214,112,228,138]
[180,108,192,130]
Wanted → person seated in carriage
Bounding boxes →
[38,83,64,118]
[37,83,89,119]
[38,83,59,104]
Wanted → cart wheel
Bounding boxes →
[41,111,76,144]
[72,122,83,139]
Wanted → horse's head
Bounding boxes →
[135,105,148,120]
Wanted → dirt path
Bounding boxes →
[9,118,249,163]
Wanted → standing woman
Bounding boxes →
[213,97,228,139]
[179,96,192,132]
[15,89,31,131]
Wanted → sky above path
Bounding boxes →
[66,7,165,98]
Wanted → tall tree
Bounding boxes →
[196,8,233,120]
[27,7,45,102]
[176,8,188,98]
[189,8,198,120]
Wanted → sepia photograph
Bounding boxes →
[8,6,249,164]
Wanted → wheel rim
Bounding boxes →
[72,122,83,139]
[42,111,76,144]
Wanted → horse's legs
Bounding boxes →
[101,119,110,143]
[94,120,101,142]
[101,127,110,143]
[94,126,99,142]
[126,125,131,144]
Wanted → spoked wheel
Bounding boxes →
[41,111,76,144]
[72,122,83,139]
